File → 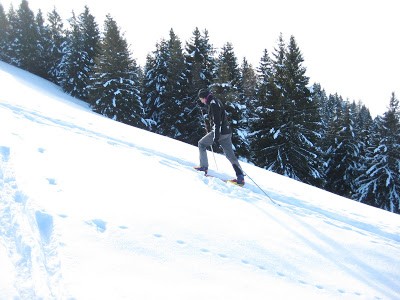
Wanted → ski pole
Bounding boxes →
[209,145,218,171]
[242,170,279,206]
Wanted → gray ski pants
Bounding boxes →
[198,132,242,171]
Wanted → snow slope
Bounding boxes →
[0,61,399,299]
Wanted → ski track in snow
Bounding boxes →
[0,145,65,299]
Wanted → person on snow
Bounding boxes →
[194,89,245,186]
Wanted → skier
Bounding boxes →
[194,89,245,186]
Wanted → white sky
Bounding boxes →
[3,0,399,117]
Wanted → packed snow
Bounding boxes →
[0,61,399,299]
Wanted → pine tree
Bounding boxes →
[143,29,187,138]
[167,29,189,141]
[284,36,322,186]
[34,9,52,79]
[143,29,187,139]
[310,83,328,185]
[46,7,66,84]
[354,102,373,147]
[310,83,328,128]
[239,58,258,159]
[257,49,273,102]
[0,3,11,63]
[9,0,41,74]
[319,93,344,159]
[249,48,274,166]
[59,6,100,101]
[143,40,168,132]
[355,92,400,213]
[142,54,158,129]
[240,58,258,113]
[324,103,363,197]
[254,36,288,170]
[185,27,215,91]
[352,103,373,191]
[89,15,144,127]
[5,6,18,66]
[253,34,323,186]
[58,12,82,96]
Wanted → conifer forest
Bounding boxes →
[1,0,399,214]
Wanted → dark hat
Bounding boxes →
[198,89,210,99]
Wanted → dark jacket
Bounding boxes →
[207,98,232,139]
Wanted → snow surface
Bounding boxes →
[0,61,400,299]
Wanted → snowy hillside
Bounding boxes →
[0,61,399,300]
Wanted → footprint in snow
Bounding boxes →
[86,219,107,233]
[0,146,11,161]
[298,280,307,285]
[35,211,54,244]
[46,178,57,185]
[14,190,27,204]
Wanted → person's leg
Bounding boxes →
[198,132,214,169]
[218,134,244,178]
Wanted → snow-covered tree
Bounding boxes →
[238,58,258,159]
[324,103,363,197]
[0,4,11,63]
[251,34,323,186]
[248,49,274,165]
[185,27,215,92]
[45,7,66,84]
[34,9,53,79]
[8,0,41,74]
[355,92,400,213]
[59,6,99,101]
[143,41,168,131]
[89,15,144,128]
[143,29,187,138]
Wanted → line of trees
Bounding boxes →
[1,0,399,214]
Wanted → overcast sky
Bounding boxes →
[3,0,399,117]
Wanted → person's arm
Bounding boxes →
[210,101,221,141]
